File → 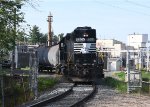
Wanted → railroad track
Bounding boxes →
[20,83,74,107]
[43,83,96,107]
[22,82,96,107]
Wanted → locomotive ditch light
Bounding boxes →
[93,60,96,62]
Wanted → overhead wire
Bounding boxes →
[93,0,150,16]
[125,0,150,9]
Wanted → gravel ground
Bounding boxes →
[85,85,150,107]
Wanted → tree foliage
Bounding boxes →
[0,0,64,52]
[29,25,41,44]
[29,25,48,45]
[58,33,64,40]
[52,35,59,44]
[0,0,24,51]
[29,25,65,45]
[16,30,28,43]
[40,33,47,44]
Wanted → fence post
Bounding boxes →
[127,50,130,93]
[29,52,32,91]
[34,50,38,99]
[29,50,38,100]
[1,76,4,107]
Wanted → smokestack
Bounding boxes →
[47,12,53,46]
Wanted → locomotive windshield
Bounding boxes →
[73,30,96,43]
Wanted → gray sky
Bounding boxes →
[22,0,150,43]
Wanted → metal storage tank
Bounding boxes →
[37,45,59,67]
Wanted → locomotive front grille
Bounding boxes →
[74,43,83,53]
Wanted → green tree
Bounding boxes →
[0,0,26,64]
[52,35,59,45]
[40,33,47,44]
[58,33,64,41]
[0,0,37,50]
[29,25,41,44]
[29,25,48,45]
[52,33,64,45]
[16,30,28,44]
[0,0,23,50]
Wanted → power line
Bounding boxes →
[94,0,150,16]
[125,0,150,9]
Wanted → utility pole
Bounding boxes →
[47,12,53,46]
[11,7,17,76]
[147,47,149,71]
[10,3,21,75]
[127,50,130,93]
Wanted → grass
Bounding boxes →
[0,76,33,107]
[114,70,150,82]
[104,77,127,93]
[111,70,150,93]
[0,68,10,75]
[141,70,150,81]
[0,75,59,107]
[20,67,30,71]
[140,70,150,93]
[114,72,125,81]
[38,77,58,92]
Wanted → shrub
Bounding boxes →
[104,77,127,93]
[38,77,58,92]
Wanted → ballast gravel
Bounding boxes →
[85,85,150,107]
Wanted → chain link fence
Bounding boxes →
[0,49,39,107]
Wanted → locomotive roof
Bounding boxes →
[58,26,96,44]
[75,26,92,30]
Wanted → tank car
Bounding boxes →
[37,26,104,81]
[37,45,59,72]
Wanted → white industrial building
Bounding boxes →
[96,34,149,71]
[127,34,148,49]
[96,39,127,71]
[127,33,148,69]
[96,39,126,58]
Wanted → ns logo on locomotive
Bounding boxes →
[38,26,104,82]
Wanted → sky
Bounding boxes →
[22,0,150,44]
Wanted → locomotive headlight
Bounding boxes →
[93,60,96,63]
[83,33,88,37]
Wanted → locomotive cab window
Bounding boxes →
[75,38,95,43]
